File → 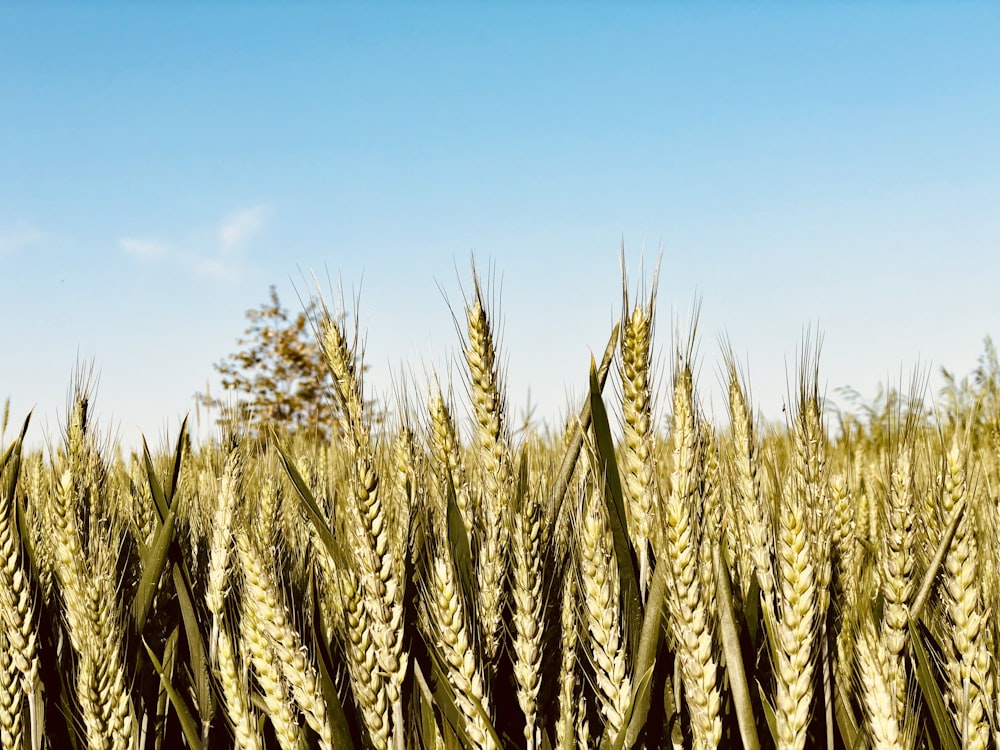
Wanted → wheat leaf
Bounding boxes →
[717,548,760,750]
[910,618,960,750]
[588,359,643,660]
[144,637,203,750]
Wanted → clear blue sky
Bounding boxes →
[2,3,999,447]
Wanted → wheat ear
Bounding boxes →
[725,355,774,607]
[428,384,474,540]
[767,358,828,750]
[661,361,722,750]
[578,482,632,739]
[240,597,302,750]
[880,445,915,717]
[854,610,902,750]
[321,307,407,745]
[0,630,22,750]
[463,271,512,665]
[216,622,263,750]
[48,403,135,750]
[619,280,657,598]
[829,472,855,595]
[236,528,333,750]
[939,431,992,750]
[511,490,544,750]
[202,448,263,750]
[771,471,819,750]
[23,457,53,607]
[555,569,579,750]
[340,567,391,750]
[206,446,240,657]
[421,521,496,750]
[0,446,39,750]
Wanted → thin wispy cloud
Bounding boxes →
[194,258,238,282]
[120,237,169,260]
[0,223,46,257]
[219,205,268,254]
[120,204,271,283]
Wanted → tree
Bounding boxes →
[939,334,1000,439]
[198,286,335,436]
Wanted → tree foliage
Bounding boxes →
[939,334,1000,438]
[198,286,335,436]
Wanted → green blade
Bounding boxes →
[716,548,760,750]
[624,556,668,747]
[757,681,778,746]
[833,670,860,750]
[308,570,355,750]
[588,359,643,659]
[142,436,169,524]
[275,441,349,571]
[1,411,30,464]
[911,497,966,622]
[144,637,203,750]
[173,564,215,733]
[424,639,503,750]
[910,618,960,750]
[612,662,655,750]
[549,321,620,522]
[133,505,177,633]
[446,473,475,623]
[414,660,443,750]
[165,415,188,504]
[1,411,30,504]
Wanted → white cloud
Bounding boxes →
[120,237,169,260]
[121,204,269,284]
[194,258,237,282]
[0,223,46,256]
[219,204,269,253]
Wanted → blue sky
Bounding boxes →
[2,3,999,447]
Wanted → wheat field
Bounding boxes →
[1,265,998,750]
